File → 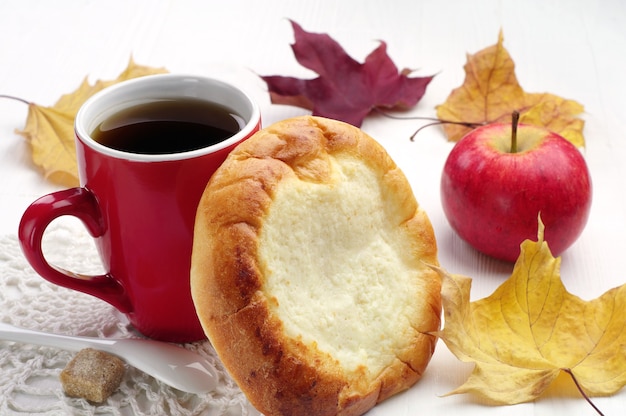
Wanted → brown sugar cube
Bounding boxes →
[60,348,126,403]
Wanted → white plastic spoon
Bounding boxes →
[0,322,218,394]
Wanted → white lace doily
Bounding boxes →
[0,219,260,416]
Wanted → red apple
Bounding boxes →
[440,120,592,262]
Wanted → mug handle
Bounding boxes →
[18,188,133,313]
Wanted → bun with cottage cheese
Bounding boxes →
[191,116,441,416]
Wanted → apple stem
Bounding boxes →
[510,110,520,153]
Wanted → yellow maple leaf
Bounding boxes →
[435,31,585,147]
[15,58,168,187]
[434,218,626,405]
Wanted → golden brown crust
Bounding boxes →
[191,116,441,416]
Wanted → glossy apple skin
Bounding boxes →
[441,123,592,262]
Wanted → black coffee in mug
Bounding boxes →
[91,98,245,154]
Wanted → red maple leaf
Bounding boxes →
[261,20,435,127]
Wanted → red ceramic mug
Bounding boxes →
[18,74,261,342]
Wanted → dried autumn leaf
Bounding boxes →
[436,31,585,147]
[15,58,168,186]
[261,20,434,127]
[434,218,626,406]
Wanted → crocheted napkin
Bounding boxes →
[0,219,259,416]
